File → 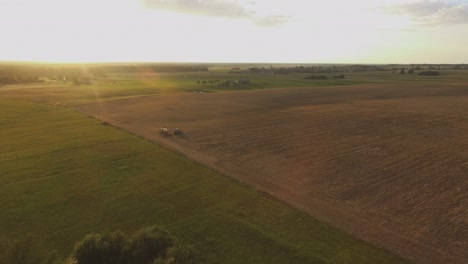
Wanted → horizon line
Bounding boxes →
[0,60,466,66]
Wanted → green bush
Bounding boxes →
[69,226,195,264]
[71,232,126,264]
[127,226,173,264]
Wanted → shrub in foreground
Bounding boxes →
[69,226,198,264]
[127,226,173,264]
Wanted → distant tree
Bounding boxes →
[419,71,440,76]
[408,69,415,74]
[400,68,406,74]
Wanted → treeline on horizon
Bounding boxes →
[242,63,468,75]
[0,62,467,84]
[0,64,210,84]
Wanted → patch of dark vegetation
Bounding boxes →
[333,74,346,79]
[101,122,110,126]
[2,226,198,264]
[0,75,44,84]
[305,75,328,80]
[418,71,440,76]
[67,225,199,264]
[248,64,386,74]
[196,79,251,88]
[72,77,93,86]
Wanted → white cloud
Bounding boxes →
[142,0,289,26]
[385,0,468,26]
[143,0,253,18]
[254,15,290,26]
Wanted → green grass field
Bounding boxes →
[0,72,362,105]
[3,69,468,107]
[0,97,407,263]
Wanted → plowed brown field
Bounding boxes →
[77,84,468,264]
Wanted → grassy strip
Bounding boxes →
[0,98,406,263]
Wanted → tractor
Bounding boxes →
[160,127,170,136]
[160,127,182,136]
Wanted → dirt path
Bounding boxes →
[76,85,468,264]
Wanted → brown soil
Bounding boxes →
[76,84,468,264]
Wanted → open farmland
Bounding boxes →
[0,97,407,263]
[77,83,468,264]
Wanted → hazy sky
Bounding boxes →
[1,0,467,63]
